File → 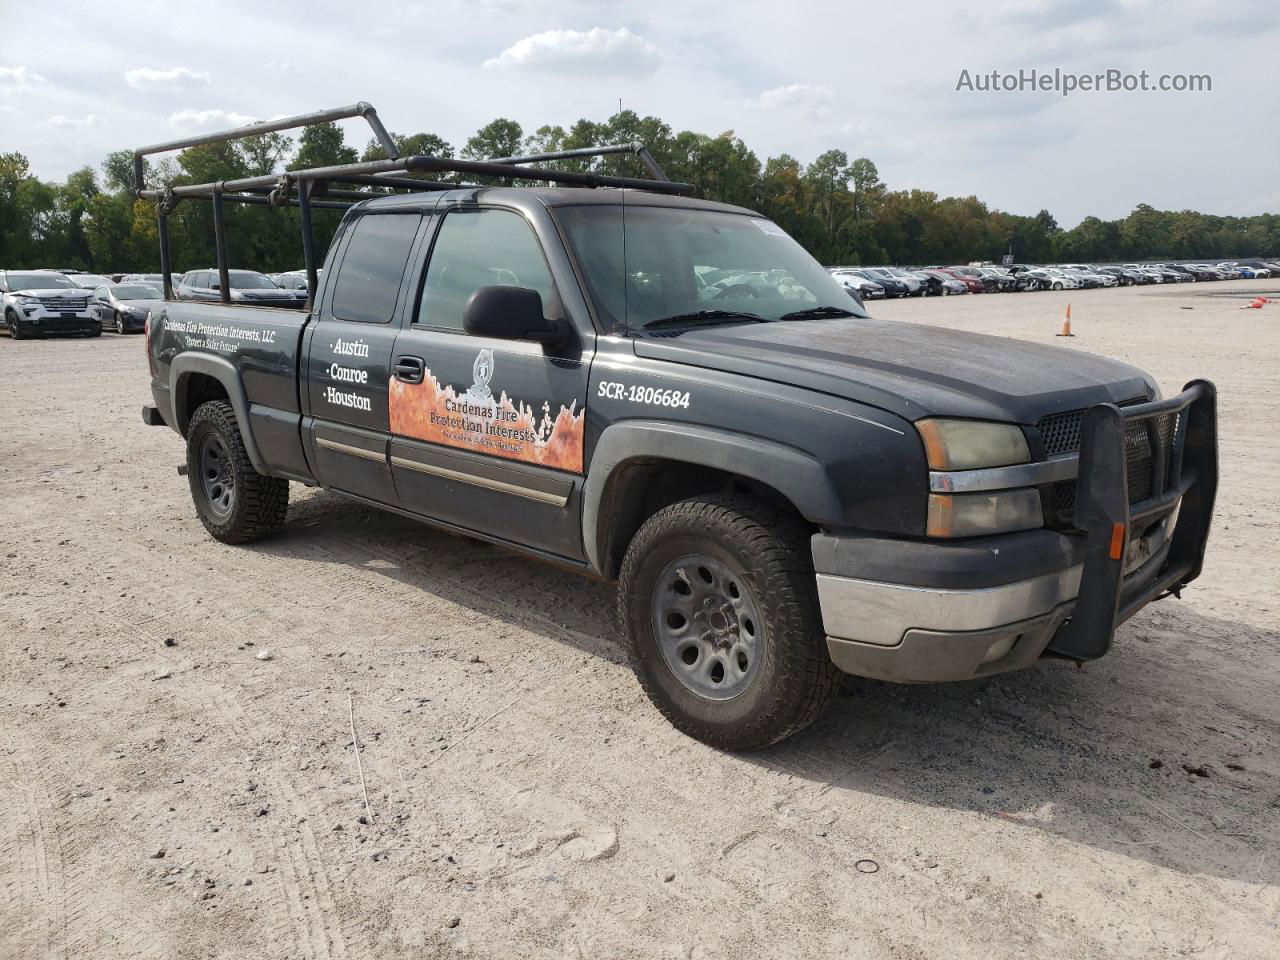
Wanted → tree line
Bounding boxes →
[1,110,1276,274]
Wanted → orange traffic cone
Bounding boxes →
[1056,303,1074,337]
[1247,297,1265,309]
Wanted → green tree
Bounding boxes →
[293,121,356,169]
[462,119,524,160]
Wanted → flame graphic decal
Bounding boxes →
[389,369,585,473]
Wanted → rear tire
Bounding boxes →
[618,495,840,751]
[186,400,289,544]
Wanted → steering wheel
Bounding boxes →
[713,283,761,300]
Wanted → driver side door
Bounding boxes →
[387,205,592,561]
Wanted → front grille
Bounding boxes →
[1035,401,1177,528]
[38,296,89,310]
[1037,409,1083,456]
[1123,412,1180,505]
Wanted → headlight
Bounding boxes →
[927,490,1043,537]
[915,419,1030,470]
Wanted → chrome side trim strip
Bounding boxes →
[316,436,386,463]
[930,454,1079,493]
[390,456,569,507]
[815,564,1083,647]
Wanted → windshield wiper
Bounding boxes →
[779,305,859,321]
[642,309,767,330]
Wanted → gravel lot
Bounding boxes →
[2,280,1277,960]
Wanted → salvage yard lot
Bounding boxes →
[1,280,1277,959]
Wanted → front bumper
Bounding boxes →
[815,382,1218,683]
[14,311,99,335]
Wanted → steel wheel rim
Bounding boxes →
[653,554,763,701]
[199,433,234,518]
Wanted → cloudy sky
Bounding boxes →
[2,0,1276,226]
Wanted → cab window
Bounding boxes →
[416,209,553,331]
[331,213,422,324]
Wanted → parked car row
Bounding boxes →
[1,266,324,339]
[5,253,1276,341]
[829,258,1278,300]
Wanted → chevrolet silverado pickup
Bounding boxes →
[135,106,1217,749]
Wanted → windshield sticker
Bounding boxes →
[749,218,788,237]
[390,349,585,473]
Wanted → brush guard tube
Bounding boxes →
[1046,380,1217,660]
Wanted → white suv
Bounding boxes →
[1,270,102,339]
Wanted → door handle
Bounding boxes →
[393,355,425,384]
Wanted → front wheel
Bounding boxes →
[6,310,27,340]
[115,312,125,335]
[186,400,289,544]
[618,495,841,750]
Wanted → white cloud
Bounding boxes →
[44,113,110,129]
[483,27,660,74]
[0,65,47,96]
[124,66,213,90]
[266,60,297,72]
[748,84,835,117]
[167,109,258,128]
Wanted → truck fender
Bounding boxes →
[581,420,842,576]
[169,353,268,474]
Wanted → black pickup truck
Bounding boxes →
[136,106,1217,749]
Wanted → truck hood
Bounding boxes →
[632,317,1155,424]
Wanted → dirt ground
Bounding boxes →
[2,280,1278,960]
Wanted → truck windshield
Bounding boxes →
[555,204,869,330]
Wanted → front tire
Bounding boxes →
[115,312,125,335]
[6,310,27,340]
[186,400,289,544]
[618,495,840,751]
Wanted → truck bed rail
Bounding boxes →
[132,101,691,306]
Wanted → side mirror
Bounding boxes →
[463,285,566,347]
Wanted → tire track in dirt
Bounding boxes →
[1,748,68,960]
[206,686,360,960]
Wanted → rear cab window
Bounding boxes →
[331,214,422,323]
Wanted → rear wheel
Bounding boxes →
[618,495,840,750]
[186,400,289,544]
